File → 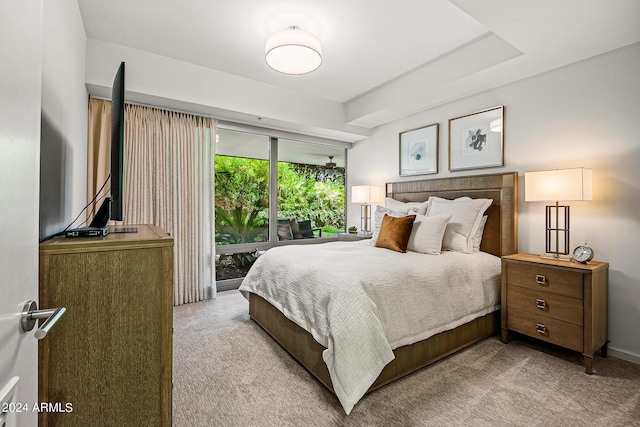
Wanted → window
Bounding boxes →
[214,128,346,288]
[215,129,269,246]
[277,139,345,239]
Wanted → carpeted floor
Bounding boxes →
[173,291,640,426]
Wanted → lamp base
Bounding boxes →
[540,252,573,262]
[360,204,371,234]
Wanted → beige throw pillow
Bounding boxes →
[427,197,492,253]
[406,214,452,255]
[384,197,430,215]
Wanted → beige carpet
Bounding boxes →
[173,291,640,426]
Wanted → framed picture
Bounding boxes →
[448,106,504,171]
[399,123,438,176]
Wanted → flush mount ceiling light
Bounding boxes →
[265,26,322,75]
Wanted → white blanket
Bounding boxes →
[239,240,501,414]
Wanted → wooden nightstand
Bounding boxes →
[337,232,372,241]
[501,253,609,374]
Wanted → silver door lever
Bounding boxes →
[20,300,66,339]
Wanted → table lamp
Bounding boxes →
[351,185,381,235]
[525,168,592,260]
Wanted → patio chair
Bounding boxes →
[277,219,322,240]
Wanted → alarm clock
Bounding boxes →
[573,245,594,264]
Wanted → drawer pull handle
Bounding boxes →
[536,299,547,310]
[536,323,547,335]
[535,274,546,285]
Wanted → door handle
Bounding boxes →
[20,300,66,339]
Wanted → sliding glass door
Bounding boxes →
[214,128,346,288]
[215,129,269,246]
[277,138,345,240]
[214,129,270,284]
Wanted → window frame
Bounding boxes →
[215,128,348,289]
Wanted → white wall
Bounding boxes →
[39,0,88,239]
[348,42,640,363]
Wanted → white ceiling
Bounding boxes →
[77,0,640,142]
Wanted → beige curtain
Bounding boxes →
[87,98,216,305]
[87,98,112,219]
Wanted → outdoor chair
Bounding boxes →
[277,218,322,240]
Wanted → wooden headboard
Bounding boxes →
[386,172,518,257]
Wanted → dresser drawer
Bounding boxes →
[508,308,583,352]
[507,286,583,325]
[506,263,583,299]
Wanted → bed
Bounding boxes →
[239,172,518,413]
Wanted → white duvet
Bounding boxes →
[238,240,501,414]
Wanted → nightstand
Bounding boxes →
[337,232,372,241]
[501,253,609,374]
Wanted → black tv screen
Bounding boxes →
[110,61,125,221]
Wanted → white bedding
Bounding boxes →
[238,240,501,414]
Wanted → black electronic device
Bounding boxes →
[110,61,125,221]
[91,61,126,228]
[65,226,109,238]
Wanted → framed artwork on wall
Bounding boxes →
[399,123,438,176]
[448,106,504,171]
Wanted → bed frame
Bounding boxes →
[248,172,518,396]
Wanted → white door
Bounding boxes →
[0,1,44,426]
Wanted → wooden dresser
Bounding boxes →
[501,253,608,374]
[38,224,173,426]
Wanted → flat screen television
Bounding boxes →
[110,61,125,221]
[90,61,125,228]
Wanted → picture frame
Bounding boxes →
[399,123,438,176]
[448,106,504,171]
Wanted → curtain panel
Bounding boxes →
[87,98,216,305]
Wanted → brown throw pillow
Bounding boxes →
[374,214,416,253]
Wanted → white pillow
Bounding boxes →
[385,197,430,215]
[407,214,452,255]
[472,215,488,251]
[370,205,412,245]
[427,197,492,253]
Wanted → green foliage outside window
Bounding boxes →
[277,162,345,231]
[215,156,269,245]
[214,155,345,246]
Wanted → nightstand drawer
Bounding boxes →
[506,263,583,299]
[507,286,583,325]
[507,308,583,352]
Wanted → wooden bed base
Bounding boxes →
[250,293,499,394]
[248,172,518,397]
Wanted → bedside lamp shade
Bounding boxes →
[525,168,592,202]
[525,167,592,259]
[351,185,381,204]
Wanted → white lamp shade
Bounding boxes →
[525,168,593,202]
[351,185,381,204]
[265,26,322,75]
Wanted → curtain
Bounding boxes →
[87,98,111,219]
[87,98,216,305]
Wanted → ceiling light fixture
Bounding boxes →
[265,26,322,75]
